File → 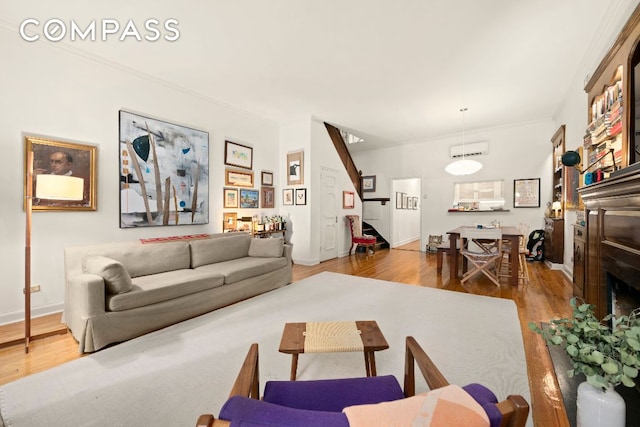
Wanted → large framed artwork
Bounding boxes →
[25,135,98,211]
[287,150,304,185]
[119,111,209,228]
[224,140,253,170]
[513,178,541,208]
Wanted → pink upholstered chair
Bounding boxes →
[346,215,377,255]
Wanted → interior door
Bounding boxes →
[320,168,339,262]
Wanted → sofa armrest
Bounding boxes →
[283,244,293,262]
[65,273,107,337]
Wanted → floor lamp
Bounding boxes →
[23,150,84,353]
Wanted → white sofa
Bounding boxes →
[64,233,292,353]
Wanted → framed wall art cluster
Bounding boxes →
[395,192,418,210]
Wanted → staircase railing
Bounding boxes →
[324,122,362,197]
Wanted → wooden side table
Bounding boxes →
[278,320,389,380]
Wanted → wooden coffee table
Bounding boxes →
[278,320,389,380]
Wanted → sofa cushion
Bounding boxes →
[87,241,190,278]
[248,237,284,258]
[190,234,252,268]
[195,257,289,284]
[106,269,225,311]
[83,256,133,294]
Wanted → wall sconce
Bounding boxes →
[561,148,616,175]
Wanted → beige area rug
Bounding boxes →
[0,272,531,427]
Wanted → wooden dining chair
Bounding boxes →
[460,227,503,286]
[498,223,530,285]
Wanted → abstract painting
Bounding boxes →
[119,111,209,228]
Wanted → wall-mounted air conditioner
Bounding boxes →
[449,141,489,158]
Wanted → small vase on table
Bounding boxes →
[576,381,625,427]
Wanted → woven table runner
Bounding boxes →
[303,321,364,353]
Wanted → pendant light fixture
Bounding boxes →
[445,108,483,176]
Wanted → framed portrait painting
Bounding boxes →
[119,110,209,228]
[25,135,97,211]
[287,150,304,185]
[224,140,253,170]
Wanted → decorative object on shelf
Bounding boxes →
[25,135,97,211]
[239,189,259,208]
[362,175,376,192]
[529,298,640,427]
[544,202,553,218]
[283,188,294,206]
[295,188,307,205]
[445,108,483,176]
[343,191,355,209]
[223,212,237,231]
[225,169,254,187]
[261,187,275,208]
[261,171,273,186]
[20,146,85,352]
[224,140,253,170]
[223,188,238,208]
[513,178,540,208]
[119,111,209,228]
[552,201,562,218]
[286,150,304,185]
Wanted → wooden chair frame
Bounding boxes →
[197,337,529,427]
[460,228,503,286]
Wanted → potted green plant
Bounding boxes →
[529,297,640,427]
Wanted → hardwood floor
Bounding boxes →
[0,248,572,426]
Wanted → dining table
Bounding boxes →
[446,226,523,286]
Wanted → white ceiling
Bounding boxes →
[2,1,633,151]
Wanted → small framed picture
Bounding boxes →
[396,192,402,209]
[413,197,418,210]
[261,186,275,208]
[223,212,237,231]
[239,188,259,208]
[362,175,376,192]
[287,150,304,185]
[223,187,239,208]
[402,193,408,209]
[224,140,253,170]
[295,188,307,205]
[225,169,254,187]
[343,191,355,209]
[514,178,541,208]
[261,170,273,186]
[408,197,414,209]
[283,188,294,206]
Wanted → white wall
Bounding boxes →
[353,120,554,251]
[0,29,281,323]
[390,178,421,247]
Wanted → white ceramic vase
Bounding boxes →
[576,381,625,427]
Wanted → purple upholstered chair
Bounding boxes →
[196,337,529,427]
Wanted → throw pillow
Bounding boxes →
[248,237,284,258]
[84,255,133,294]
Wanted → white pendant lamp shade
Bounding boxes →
[445,158,483,175]
[446,107,483,176]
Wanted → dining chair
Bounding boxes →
[346,215,377,255]
[460,227,502,286]
[498,223,530,285]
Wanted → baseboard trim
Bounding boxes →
[0,303,64,326]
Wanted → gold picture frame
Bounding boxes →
[223,187,239,208]
[24,135,97,211]
[287,150,304,185]
[225,169,254,187]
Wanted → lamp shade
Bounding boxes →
[35,175,84,200]
[561,151,581,167]
[551,201,562,211]
[445,159,483,176]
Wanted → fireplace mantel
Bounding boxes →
[579,169,640,319]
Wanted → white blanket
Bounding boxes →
[0,272,531,427]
